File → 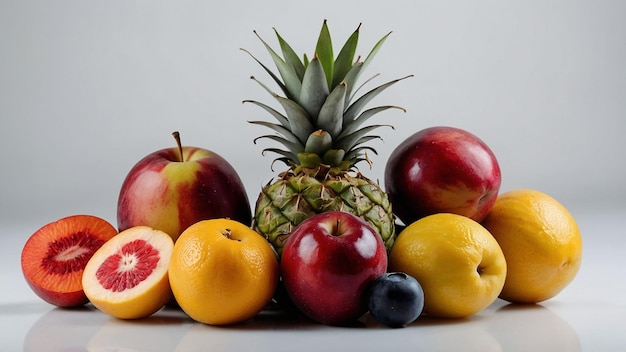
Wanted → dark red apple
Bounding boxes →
[117,132,252,242]
[384,126,501,225]
[280,211,388,326]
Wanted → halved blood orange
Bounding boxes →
[21,215,118,307]
[82,226,173,319]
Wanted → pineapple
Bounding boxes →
[243,21,410,255]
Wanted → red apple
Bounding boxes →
[280,211,388,326]
[117,132,252,242]
[384,126,501,225]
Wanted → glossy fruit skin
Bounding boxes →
[280,211,388,326]
[384,126,501,225]
[20,215,118,307]
[389,213,507,318]
[117,146,251,242]
[481,189,582,303]
[368,272,424,328]
[168,219,279,325]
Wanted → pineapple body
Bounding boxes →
[254,169,394,255]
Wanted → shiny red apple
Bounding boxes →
[384,126,501,225]
[280,211,388,326]
[117,132,252,242]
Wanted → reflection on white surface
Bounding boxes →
[87,310,191,351]
[16,299,583,352]
[23,305,106,351]
[487,304,581,351]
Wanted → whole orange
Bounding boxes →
[481,189,582,303]
[168,219,279,325]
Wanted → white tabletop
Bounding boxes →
[2,203,625,351]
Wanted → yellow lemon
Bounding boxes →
[168,219,279,325]
[389,213,506,318]
[481,189,582,303]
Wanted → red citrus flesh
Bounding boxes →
[20,215,118,307]
[96,239,160,292]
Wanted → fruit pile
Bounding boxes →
[20,21,583,328]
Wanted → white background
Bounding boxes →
[1,1,626,350]
[1,0,625,228]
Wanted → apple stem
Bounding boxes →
[332,219,341,236]
[172,131,185,162]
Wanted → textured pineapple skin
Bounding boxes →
[253,169,395,256]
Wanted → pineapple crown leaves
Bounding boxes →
[241,20,412,171]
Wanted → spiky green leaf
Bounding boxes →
[304,130,333,155]
[344,146,379,161]
[270,158,293,170]
[249,75,283,99]
[332,24,360,88]
[335,124,393,151]
[348,73,380,103]
[316,82,347,138]
[343,31,392,102]
[314,20,334,89]
[341,105,405,138]
[343,75,412,126]
[248,120,302,146]
[243,99,290,129]
[273,28,306,80]
[322,149,346,166]
[350,135,383,148]
[297,152,323,168]
[262,148,299,163]
[241,48,288,98]
[299,57,329,120]
[275,96,315,143]
[254,30,302,99]
[254,135,303,155]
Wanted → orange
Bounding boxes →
[168,219,279,325]
[481,189,582,303]
[389,213,507,318]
